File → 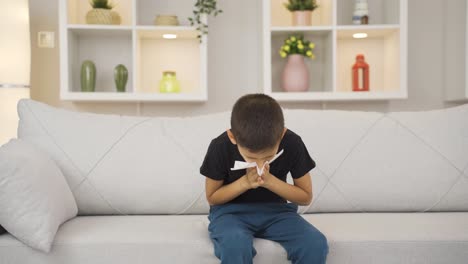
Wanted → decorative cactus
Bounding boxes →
[114,64,128,92]
[81,60,96,92]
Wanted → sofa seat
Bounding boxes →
[1,213,467,264]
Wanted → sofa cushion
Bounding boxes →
[17,99,468,214]
[0,213,467,264]
[17,99,228,215]
[0,139,78,252]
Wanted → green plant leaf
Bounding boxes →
[284,0,318,12]
[89,0,114,9]
[188,0,223,43]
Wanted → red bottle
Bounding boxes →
[352,54,369,92]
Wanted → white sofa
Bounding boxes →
[1,99,468,264]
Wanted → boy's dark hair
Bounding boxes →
[231,94,284,152]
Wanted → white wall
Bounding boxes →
[29,0,466,117]
[0,88,29,144]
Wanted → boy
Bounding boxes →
[200,94,329,264]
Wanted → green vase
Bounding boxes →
[159,71,181,93]
[80,60,96,92]
[114,64,128,92]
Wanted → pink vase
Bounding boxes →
[281,54,309,92]
[292,11,312,26]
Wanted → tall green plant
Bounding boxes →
[284,0,318,12]
[188,0,223,41]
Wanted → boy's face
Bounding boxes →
[237,144,280,168]
[227,128,285,168]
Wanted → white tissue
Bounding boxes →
[230,149,284,176]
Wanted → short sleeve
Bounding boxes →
[200,140,226,181]
[290,137,316,179]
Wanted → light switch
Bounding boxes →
[38,31,55,48]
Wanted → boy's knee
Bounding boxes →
[306,231,328,252]
[218,230,255,260]
[316,232,329,253]
[294,231,329,261]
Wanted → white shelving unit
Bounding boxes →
[263,0,408,101]
[59,0,207,102]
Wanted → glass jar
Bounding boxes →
[159,71,181,93]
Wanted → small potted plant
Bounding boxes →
[279,34,316,92]
[188,0,223,41]
[284,0,318,26]
[86,0,121,25]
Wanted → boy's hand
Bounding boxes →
[260,163,273,188]
[243,167,264,189]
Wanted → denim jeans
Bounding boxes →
[208,203,329,264]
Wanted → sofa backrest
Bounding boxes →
[17,99,468,215]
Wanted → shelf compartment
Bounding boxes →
[60,0,208,102]
[67,0,133,26]
[271,30,334,93]
[67,28,133,93]
[336,28,400,93]
[136,0,194,26]
[135,28,204,98]
[270,0,333,27]
[337,0,400,26]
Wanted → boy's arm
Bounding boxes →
[205,168,260,206]
[205,177,247,206]
[263,166,313,206]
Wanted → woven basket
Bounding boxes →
[111,11,121,25]
[154,15,179,26]
[86,8,120,25]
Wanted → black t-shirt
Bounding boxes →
[200,129,316,204]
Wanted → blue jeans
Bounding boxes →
[208,203,329,264]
